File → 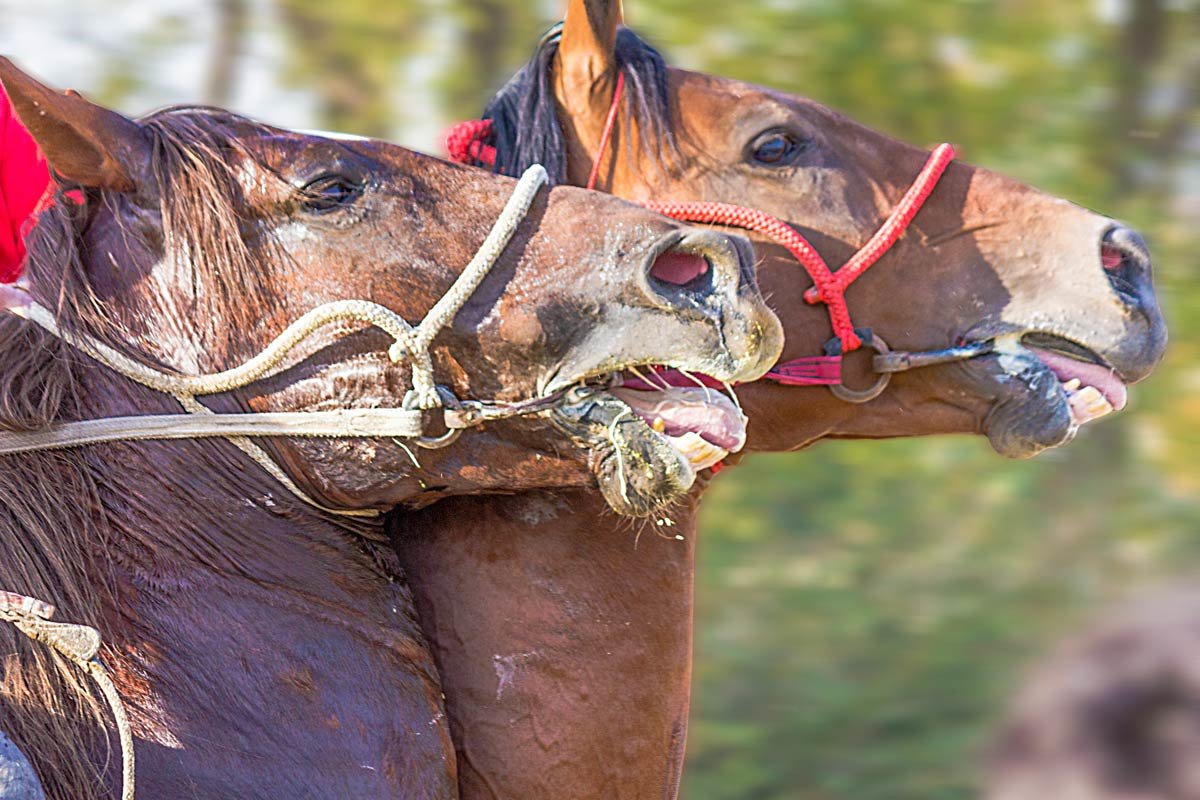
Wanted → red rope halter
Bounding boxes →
[444,72,955,385]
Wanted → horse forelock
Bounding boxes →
[0,106,289,800]
[484,27,679,185]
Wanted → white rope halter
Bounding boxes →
[0,163,549,519]
[0,165,554,800]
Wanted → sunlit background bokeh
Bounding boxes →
[1,1,1195,797]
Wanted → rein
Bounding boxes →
[446,65,993,403]
[0,164,552,519]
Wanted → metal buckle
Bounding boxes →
[829,333,892,403]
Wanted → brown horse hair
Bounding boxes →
[0,107,294,800]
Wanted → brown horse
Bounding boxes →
[0,58,782,799]
[391,3,1168,798]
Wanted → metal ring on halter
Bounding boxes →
[412,426,464,450]
[410,387,468,449]
[830,334,892,403]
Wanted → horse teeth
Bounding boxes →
[1062,378,1081,392]
[1067,385,1114,425]
[669,431,728,470]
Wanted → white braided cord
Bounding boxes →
[0,165,550,520]
[14,299,417,398]
[398,163,549,408]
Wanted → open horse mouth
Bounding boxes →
[971,327,1136,459]
[612,370,745,470]
[541,230,780,517]
[549,372,745,517]
[1021,333,1128,425]
[990,331,1128,427]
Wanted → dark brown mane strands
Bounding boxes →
[0,109,291,800]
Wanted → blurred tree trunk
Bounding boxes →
[275,0,421,138]
[204,0,249,106]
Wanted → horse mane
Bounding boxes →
[0,106,283,800]
[482,26,679,185]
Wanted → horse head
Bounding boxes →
[0,56,782,519]
[478,0,1167,459]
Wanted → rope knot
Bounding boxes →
[403,386,442,412]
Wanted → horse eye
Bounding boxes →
[299,175,364,213]
[748,131,806,166]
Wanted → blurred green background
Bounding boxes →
[1,1,1195,797]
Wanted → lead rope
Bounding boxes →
[0,592,134,800]
[0,164,549,520]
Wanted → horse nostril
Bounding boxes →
[644,230,742,309]
[1101,225,1152,306]
[650,252,710,287]
[1100,244,1124,271]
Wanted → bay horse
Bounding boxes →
[392,2,1168,798]
[0,58,782,800]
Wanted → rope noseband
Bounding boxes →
[0,164,551,518]
[447,61,991,403]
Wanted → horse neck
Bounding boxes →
[61,367,459,798]
[391,489,701,799]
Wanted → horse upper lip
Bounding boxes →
[1019,332,1110,370]
[964,329,1121,377]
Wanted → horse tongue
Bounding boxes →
[610,387,747,451]
[1028,347,1128,411]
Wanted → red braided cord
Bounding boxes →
[586,71,626,191]
[803,142,956,303]
[446,102,955,356]
[644,144,955,352]
[445,118,496,168]
[642,199,860,349]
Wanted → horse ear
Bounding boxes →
[555,0,623,118]
[0,57,150,193]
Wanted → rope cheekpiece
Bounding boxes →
[0,592,134,800]
[0,163,551,519]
